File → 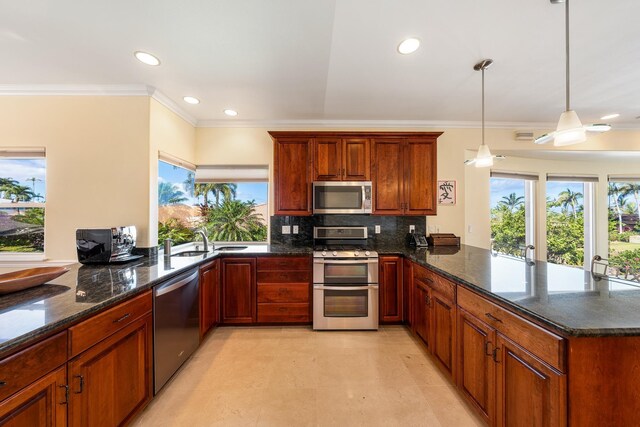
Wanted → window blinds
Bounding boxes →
[158,151,196,171]
[490,171,539,181]
[195,165,269,183]
[547,174,599,183]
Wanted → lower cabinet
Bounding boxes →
[256,256,311,323]
[0,366,67,426]
[413,279,431,348]
[68,313,153,427]
[222,257,257,324]
[430,287,455,377]
[379,256,403,323]
[200,259,220,339]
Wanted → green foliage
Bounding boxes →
[158,182,187,206]
[609,248,640,280]
[490,204,526,257]
[546,211,584,266]
[205,199,266,242]
[13,208,45,226]
[157,218,195,246]
[610,230,634,243]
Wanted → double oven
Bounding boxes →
[312,227,379,330]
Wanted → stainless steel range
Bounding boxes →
[313,226,379,330]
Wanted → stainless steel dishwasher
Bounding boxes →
[153,267,199,394]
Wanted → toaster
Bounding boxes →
[76,226,143,264]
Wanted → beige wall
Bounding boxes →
[0,96,150,260]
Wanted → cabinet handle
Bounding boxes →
[73,375,84,394]
[492,347,501,364]
[113,313,131,323]
[0,381,6,387]
[59,384,69,405]
[485,312,503,323]
[484,341,493,356]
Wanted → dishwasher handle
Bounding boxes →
[155,270,199,296]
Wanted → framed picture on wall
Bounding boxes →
[438,180,456,205]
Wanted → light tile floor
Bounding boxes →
[132,326,484,427]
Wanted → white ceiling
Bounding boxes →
[1,0,640,127]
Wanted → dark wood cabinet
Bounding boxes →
[313,137,370,181]
[68,313,153,427]
[371,136,439,216]
[257,256,311,323]
[0,366,67,427]
[272,135,312,215]
[200,259,220,340]
[379,256,403,323]
[431,290,455,376]
[222,258,257,324]
[413,279,430,348]
[402,258,413,326]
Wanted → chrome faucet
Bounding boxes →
[195,229,210,252]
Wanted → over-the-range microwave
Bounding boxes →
[312,181,372,214]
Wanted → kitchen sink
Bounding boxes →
[215,246,248,251]
[172,250,210,257]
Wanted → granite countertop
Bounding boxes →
[3,241,640,357]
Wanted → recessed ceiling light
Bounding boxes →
[600,113,619,120]
[134,51,160,66]
[397,38,420,55]
[183,96,200,105]
[223,109,238,117]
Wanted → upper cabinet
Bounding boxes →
[270,131,441,216]
[372,136,438,216]
[314,138,370,181]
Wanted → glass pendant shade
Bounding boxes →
[554,110,586,146]
[475,144,494,168]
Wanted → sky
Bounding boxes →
[159,161,268,205]
[490,178,585,212]
[0,158,46,201]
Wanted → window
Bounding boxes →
[0,149,46,255]
[607,176,640,284]
[546,174,597,269]
[490,171,537,258]
[157,154,268,245]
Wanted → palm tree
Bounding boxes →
[621,183,640,218]
[206,199,265,241]
[623,202,638,216]
[556,188,583,218]
[210,183,237,207]
[498,193,524,212]
[158,182,187,206]
[0,178,20,200]
[609,182,625,233]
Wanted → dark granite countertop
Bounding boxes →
[3,241,640,357]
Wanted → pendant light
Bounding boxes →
[534,0,611,146]
[464,59,505,167]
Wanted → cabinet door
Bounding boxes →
[343,138,370,181]
[371,139,404,215]
[379,256,403,323]
[274,138,312,215]
[404,139,437,215]
[431,291,456,378]
[68,314,153,427]
[0,366,67,427]
[200,259,220,340]
[402,259,413,326]
[495,334,566,427]
[222,258,257,324]
[457,308,495,425]
[413,283,430,348]
[314,138,342,181]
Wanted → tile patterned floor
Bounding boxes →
[132,326,484,427]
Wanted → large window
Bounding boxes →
[0,150,46,254]
[490,172,537,258]
[545,175,596,269]
[607,177,640,283]
[157,155,268,245]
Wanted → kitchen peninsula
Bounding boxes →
[1,243,639,426]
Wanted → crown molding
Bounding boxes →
[148,88,197,127]
[0,84,153,96]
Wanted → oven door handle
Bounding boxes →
[313,259,378,264]
[313,285,379,291]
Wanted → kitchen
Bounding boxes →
[1,1,640,426]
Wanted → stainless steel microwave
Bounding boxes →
[313,181,372,214]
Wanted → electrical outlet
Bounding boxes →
[467,225,473,233]
[409,225,415,233]
[375,225,381,234]
[282,225,291,234]
[292,225,299,234]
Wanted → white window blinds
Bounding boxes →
[195,165,269,183]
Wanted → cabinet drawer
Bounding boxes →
[257,271,311,284]
[257,257,310,271]
[69,291,152,358]
[413,265,455,303]
[0,331,67,402]
[257,303,310,323]
[457,286,565,371]
[258,283,309,303]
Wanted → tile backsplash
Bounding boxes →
[270,215,426,247]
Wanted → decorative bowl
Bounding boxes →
[0,266,70,295]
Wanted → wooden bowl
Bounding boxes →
[0,266,70,295]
